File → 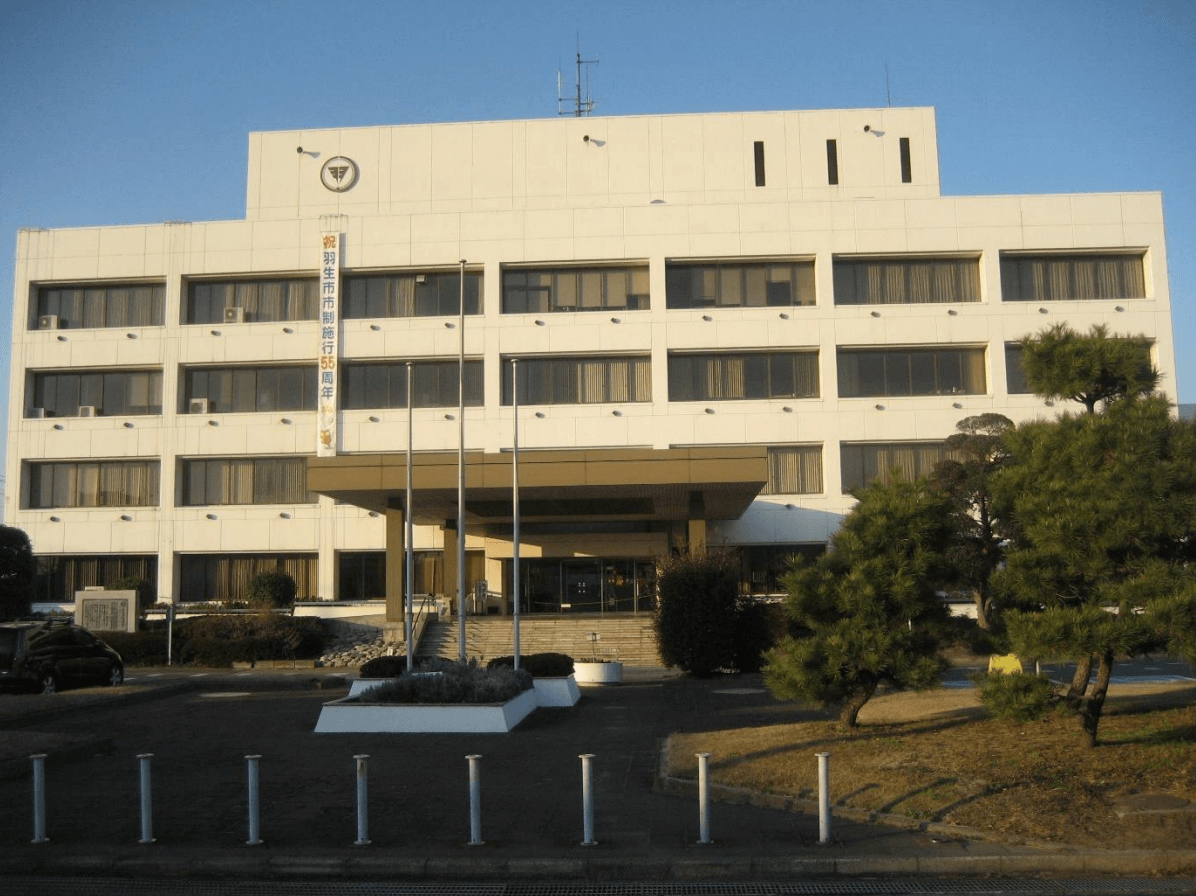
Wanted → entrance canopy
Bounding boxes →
[307,446,768,525]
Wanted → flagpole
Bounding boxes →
[512,358,521,671]
[457,259,467,663]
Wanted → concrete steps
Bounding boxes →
[416,615,663,665]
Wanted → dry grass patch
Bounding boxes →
[665,683,1196,849]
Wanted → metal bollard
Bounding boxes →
[137,753,154,844]
[31,754,48,844]
[696,752,713,844]
[353,754,371,846]
[816,751,832,845]
[245,755,262,846]
[466,754,483,846]
[579,753,596,846]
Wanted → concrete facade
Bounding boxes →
[6,107,1177,610]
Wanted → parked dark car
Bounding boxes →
[0,620,124,694]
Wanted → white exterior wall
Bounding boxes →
[6,108,1176,601]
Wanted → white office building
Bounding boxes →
[5,107,1177,626]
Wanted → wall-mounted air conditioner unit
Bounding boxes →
[223,306,245,324]
[38,314,60,330]
[78,405,98,418]
[188,398,212,414]
[28,408,46,419]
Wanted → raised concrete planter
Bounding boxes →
[315,687,538,734]
[573,661,623,685]
[533,675,581,706]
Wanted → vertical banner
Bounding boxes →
[317,232,341,457]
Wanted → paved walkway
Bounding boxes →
[0,666,1193,882]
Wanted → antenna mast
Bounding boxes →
[558,43,598,117]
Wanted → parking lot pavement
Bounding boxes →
[1,666,1194,882]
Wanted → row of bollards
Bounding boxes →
[29,749,835,847]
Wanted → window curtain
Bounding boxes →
[793,354,819,397]
[766,446,823,495]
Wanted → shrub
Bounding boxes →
[102,630,171,666]
[487,653,575,677]
[356,658,532,704]
[732,599,785,674]
[973,671,1059,722]
[107,576,155,614]
[654,551,740,677]
[359,655,409,678]
[173,613,327,667]
[246,571,297,609]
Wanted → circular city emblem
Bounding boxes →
[320,156,359,193]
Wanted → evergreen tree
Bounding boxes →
[763,477,954,726]
[991,397,1196,746]
[930,413,1013,630]
[1018,322,1157,414]
[0,525,36,620]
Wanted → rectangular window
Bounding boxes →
[181,457,314,506]
[739,544,825,595]
[343,270,482,318]
[33,282,166,330]
[837,347,986,397]
[753,141,766,187]
[899,137,912,183]
[764,446,823,495]
[666,260,815,309]
[826,139,839,185]
[1004,344,1032,394]
[179,553,318,602]
[26,460,160,509]
[29,369,162,418]
[999,253,1146,302]
[186,277,318,324]
[338,551,386,601]
[833,256,981,305]
[668,351,819,401]
[182,365,317,413]
[341,360,483,409]
[502,265,649,314]
[840,441,966,493]
[503,356,651,405]
[33,555,157,604]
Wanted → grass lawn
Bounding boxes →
[665,681,1196,849]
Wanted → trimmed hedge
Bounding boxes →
[356,658,532,704]
[103,614,328,668]
[487,653,575,677]
[359,655,409,678]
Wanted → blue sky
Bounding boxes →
[1,0,1192,463]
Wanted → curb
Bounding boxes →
[3,847,1196,881]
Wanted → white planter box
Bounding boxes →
[533,675,581,706]
[315,687,538,734]
[573,661,623,685]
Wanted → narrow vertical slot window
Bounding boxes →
[899,137,912,183]
[826,139,839,185]
[753,141,766,187]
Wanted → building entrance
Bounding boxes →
[523,558,654,614]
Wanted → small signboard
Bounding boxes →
[75,590,138,633]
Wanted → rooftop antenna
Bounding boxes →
[885,63,892,108]
[558,38,598,117]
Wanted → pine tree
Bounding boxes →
[763,477,953,726]
[992,396,1196,746]
[1018,322,1157,414]
[930,413,1013,630]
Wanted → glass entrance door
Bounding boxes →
[562,560,602,613]
[521,558,655,614]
